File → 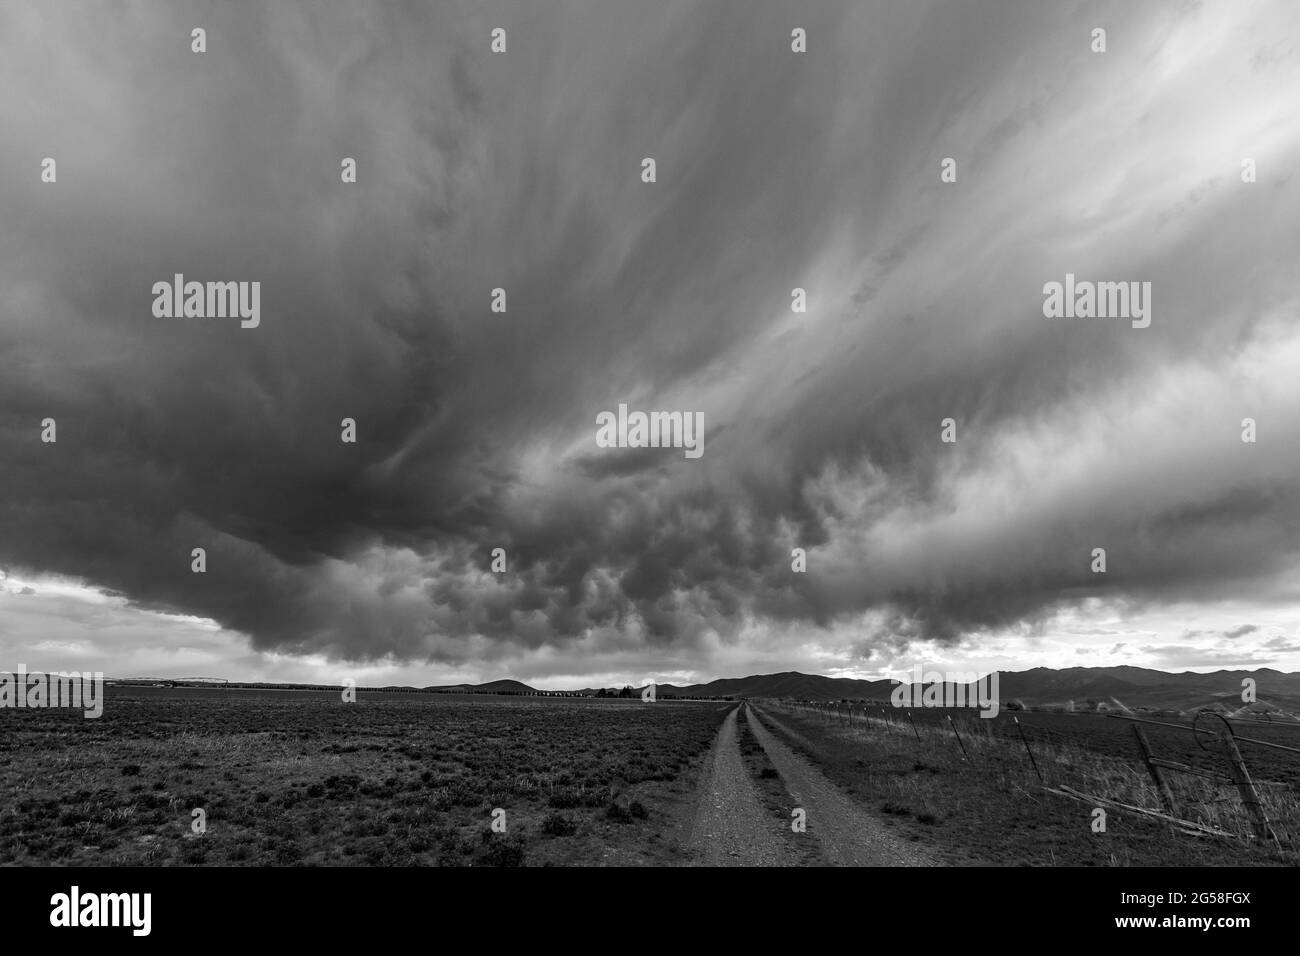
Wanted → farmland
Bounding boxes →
[0,687,727,866]
[4,686,1300,866]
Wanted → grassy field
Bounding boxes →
[754,702,1300,866]
[6,686,1298,866]
[0,687,727,866]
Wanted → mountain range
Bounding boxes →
[113,667,1300,715]
[535,667,1300,714]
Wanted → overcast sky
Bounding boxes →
[2,1,1299,688]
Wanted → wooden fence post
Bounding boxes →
[947,714,971,762]
[1218,731,1278,844]
[1131,724,1178,817]
[1015,716,1043,784]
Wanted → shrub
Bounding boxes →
[541,813,578,836]
[547,788,582,809]
[478,837,526,867]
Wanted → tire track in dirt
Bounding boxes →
[686,706,788,866]
[747,705,939,867]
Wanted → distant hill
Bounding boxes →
[423,679,537,694]
[995,666,1300,714]
[656,672,895,701]
[648,667,1300,715]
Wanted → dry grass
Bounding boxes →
[0,688,727,866]
[756,702,1300,866]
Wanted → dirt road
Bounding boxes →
[685,702,939,866]
[746,705,937,866]
[685,706,789,865]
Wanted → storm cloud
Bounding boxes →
[2,0,1299,679]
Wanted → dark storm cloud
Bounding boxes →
[2,0,1299,674]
